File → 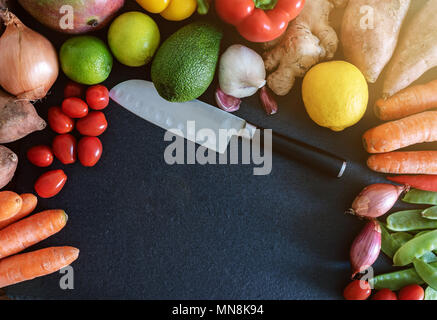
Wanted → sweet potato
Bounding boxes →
[341,0,410,83]
[0,89,46,143]
[383,0,437,97]
[0,146,17,189]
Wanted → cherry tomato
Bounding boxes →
[78,137,103,167]
[76,111,108,136]
[86,85,109,110]
[64,81,85,98]
[48,106,74,134]
[62,97,89,118]
[371,289,397,300]
[343,280,371,300]
[27,145,54,167]
[52,134,77,165]
[398,284,424,300]
[34,170,67,199]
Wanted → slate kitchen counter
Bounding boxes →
[3,0,437,300]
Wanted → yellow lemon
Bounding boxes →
[302,61,368,132]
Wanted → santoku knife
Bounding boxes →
[109,80,347,178]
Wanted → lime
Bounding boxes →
[108,12,160,67]
[60,36,113,85]
[302,61,368,132]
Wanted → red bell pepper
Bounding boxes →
[215,0,305,43]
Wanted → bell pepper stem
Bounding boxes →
[254,0,278,10]
[197,0,210,15]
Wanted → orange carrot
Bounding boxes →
[0,191,22,222]
[367,151,437,174]
[363,111,437,154]
[0,193,37,230]
[0,210,68,259]
[0,247,79,288]
[375,80,437,121]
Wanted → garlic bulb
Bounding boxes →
[219,45,266,99]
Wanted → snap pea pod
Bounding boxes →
[394,230,437,266]
[413,258,437,291]
[403,189,437,205]
[413,231,437,263]
[380,223,400,258]
[372,262,437,291]
[372,268,425,291]
[422,206,437,220]
[387,210,437,231]
[392,232,414,243]
[425,286,437,300]
[380,223,413,258]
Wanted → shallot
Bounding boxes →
[350,220,381,278]
[348,183,407,219]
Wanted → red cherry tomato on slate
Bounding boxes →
[62,97,89,118]
[343,280,371,300]
[64,81,85,98]
[371,289,397,300]
[52,134,77,165]
[27,145,54,167]
[78,137,103,167]
[398,285,424,300]
[34,170,67,198]
[86,85,109,110]
[76,111,108,136]
[48,107,74,134]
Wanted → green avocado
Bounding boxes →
[151,21,223,102]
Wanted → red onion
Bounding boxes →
[350,220,381,278]
[348,183,407,219]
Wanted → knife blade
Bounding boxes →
[110,80,254,154]
[110,80,347,178]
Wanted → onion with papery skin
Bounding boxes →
[0,8,58,100]
[347,183,407,219]
[350,219,381,278]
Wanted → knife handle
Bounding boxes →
[255,126,347,178]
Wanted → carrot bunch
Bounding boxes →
[0,191,79,289]
[364,80,437,177]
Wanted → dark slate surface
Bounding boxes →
[3,0,436,300]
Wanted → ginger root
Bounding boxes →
[263,0,348,96]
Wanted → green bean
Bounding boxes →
[403,189,437,205]
[422,206,437,220]
[425,286,437,300]
[413,258,437,291]
[394,230,437,266]
[372,262,437,291]
[387,210,437,231]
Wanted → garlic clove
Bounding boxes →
[260,87,278,115]
[215,88,241,113]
